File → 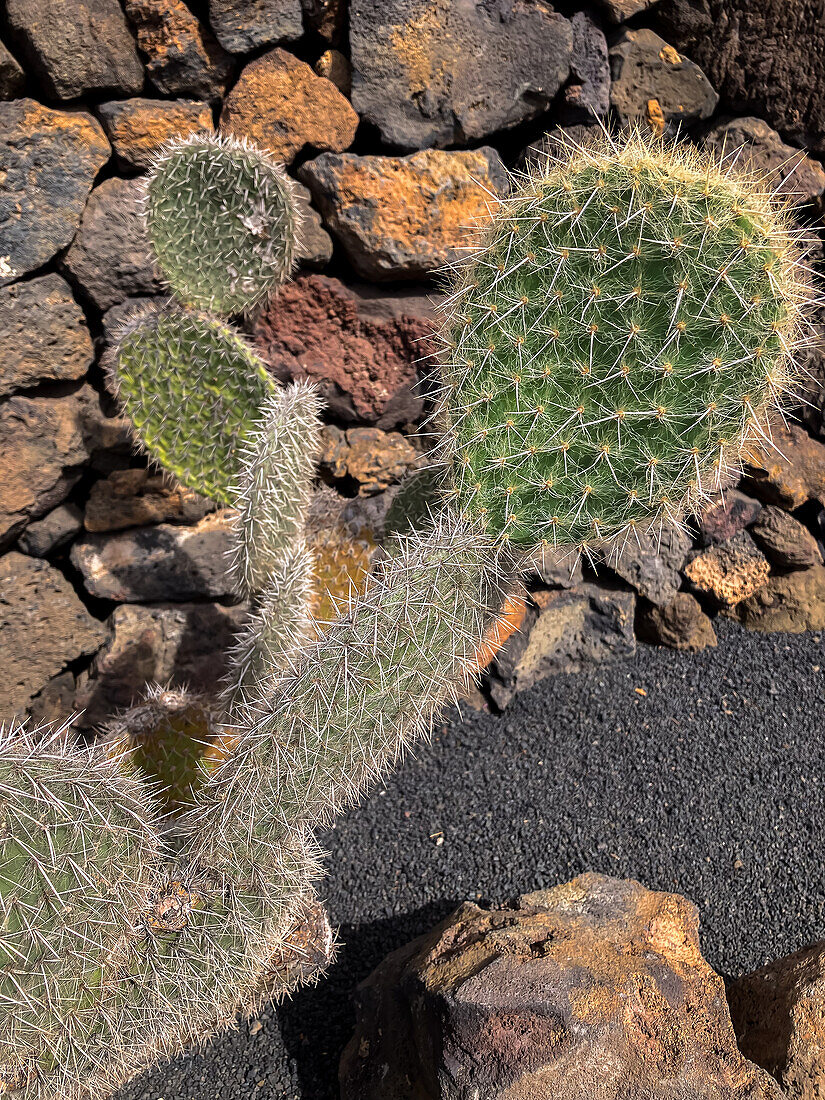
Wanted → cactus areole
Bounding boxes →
[438,132,811,553]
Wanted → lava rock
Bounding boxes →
[750,506,823,571]
[743,422,825,510]
[71,512,236,602]
[685,530,771,607]
[340,872,783,1100]
[18,502,83,557]
[637,591,717,650]
[97,98,213,172]
[0,388,95,549]
[124,0,232,101]
[315,49,351,96]
[0,100,110,285]
[607,524,693,606]
[74,600,246,728]
[320,425,419,494]
[209,0,303,53]
[299,148,508,281]
[729,941,825,1099]
[291,182,334,269]
[349,0,572,150]
[84,468,216,532]
[704,117,825,206]
[560,11,610,123]
[0,274,94,397]
[302,0,345,43]
[733,563,825,632]
[597,0,661,22]
[0,40,25,99]
[62,177,163,313]
[26,670,77,725]
[219,47,358,165]
[253,274,435,427]
[5,0,143,99]
[0,552,106,718]
[489,584,635,707]
[609,27,718,129]
[656,0,825,151]
[697,490,763,547]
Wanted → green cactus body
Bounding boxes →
[438,131,809,553]
[111,305,276,504]
[145,133,300,317]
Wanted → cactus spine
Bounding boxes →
[1,128,816,1100]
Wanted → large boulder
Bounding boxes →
[340,873,785,1100]
[208,0,303,53]
[609,27,718,129]
[703,117,825,207]
[124,0,232,101]
[349,0,572,149]
[97,97,213,172]
[0,100,110,285]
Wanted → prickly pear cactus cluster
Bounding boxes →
[437,131,811,554]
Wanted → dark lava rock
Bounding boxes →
[0,274,94,397]
[609,27,718,129]
[637,592,718,650]
[299,148,508,281]
[750,506,823,571]
[340,872,783,1100]
[597,0,661,22]
[656,0,825,152]
[5,0,144,100]
[302,0,345,43]
[292,181,334,269]
[0,551,106,718]
[97,98,213,172]
[18,502,83,557]
[607,523,692,606]
[349,0,572,149]
[703,117,825,206]
[560,11,610,124]
[26,670,77,725]
[733,564,825,633]
[84,468,215,532]
[0,100,110,286]
[253,274,435,427]
[696,490,763,548]
[0,40,25,99]
[208,0,303,53]
[124,0,232,101]
[62,177,163,313]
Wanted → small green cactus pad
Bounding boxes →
[145,133,300,316]
[438,131,813,552]
[112,305,277,504]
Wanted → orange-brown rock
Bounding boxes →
[729,940,825,1100]
[743,422,825,510]
[220,47,358,164]
[750,506,823,571]
[638,592,718,650]
[340,872,785,1100]
[320,425,419,494]
[84,468,216,532]
[685,531,771,607]
[98,97,213,171]
[315,48,351,95]
[124,0,232,100]
[299,148,508,280]
[732,564,825,632]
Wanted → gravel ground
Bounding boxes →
[119,620,825,1100]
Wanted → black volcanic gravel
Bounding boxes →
[118,620,825,1100]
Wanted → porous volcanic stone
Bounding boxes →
[656,0,825,151]
[253,274,435,427]
[0,388,95,548]
[97,98,213,171]
[560,11,610,123]
[637,592,717,650]
[0,41,25,99]
[685,530,770,607]
[704,117,825,206]
[299,148,508,281]
[74,600,246,727]
[609,27,718,129]
[0,552,106,718]
[0,274,94,396]
[597,0,660,22]
[743,422,825,510]
[315,49,351,96]
[71,512,236,602]
[302,0,345,42]
[349,0,572,150]
[0,100,110,285]
[124,0,232,101]
[697,490,763,547]
[340,872,784,1100]
[320,425,419,494]
[5,0,144,99]
[489,584,635,707]
[84,468,215,532]
[62,177,163,313]
[18,502,83,557]
[209,0,303,53]
[729,941,825,1099]
[733,564,825,632]
[291,182,334,269]
[220,48,358,165]
[27,671,77,725]
[750,506,823,570]
[607,523,692,606]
